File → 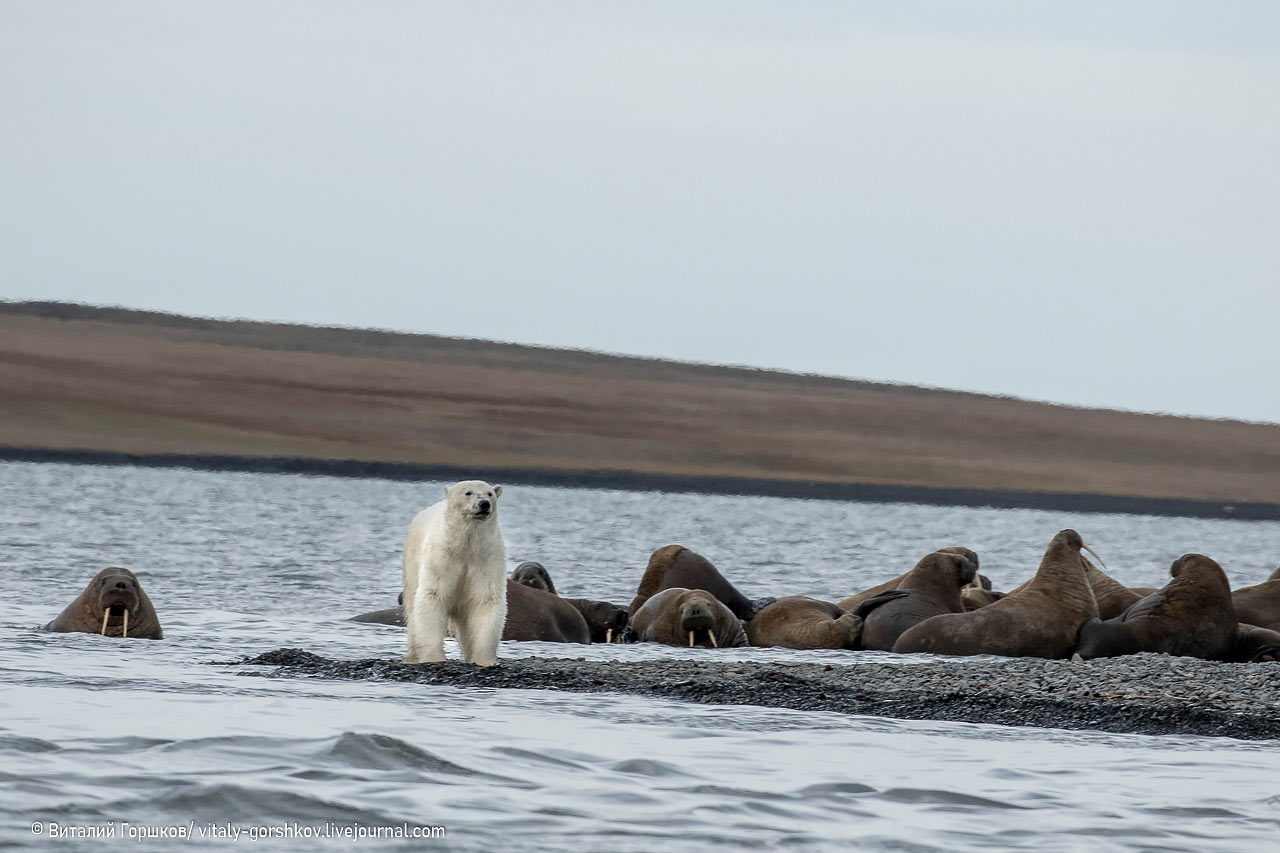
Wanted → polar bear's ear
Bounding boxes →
[444,484,453,498]
[493,485,502,498]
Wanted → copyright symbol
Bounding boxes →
[31,823,42,835]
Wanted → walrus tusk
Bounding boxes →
[688,631,695,647]
[122,609,128,639]
[606,628,613,644]
[709,630,718,649]
[1082,543,1108,570]
[101,611,109,636]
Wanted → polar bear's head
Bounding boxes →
[446,480,502,521]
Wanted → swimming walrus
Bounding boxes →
[44,567,163,640]
[349,583,593,644]
[836,546,980,612]
[859,550,977,652]
[510,561,557,594]
[628,545,765,621]
[1232,577,1280,632]
[1074,554,1237,661]
[502,579,591,644]
[564,598,628,643]
[627,587,747,649]
[892,530,1098,658]
[744,596,865,649]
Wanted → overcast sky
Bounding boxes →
[3,2,1278,423]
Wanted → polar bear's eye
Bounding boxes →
[465,491,473,496]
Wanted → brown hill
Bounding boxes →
[2,301,1278,507]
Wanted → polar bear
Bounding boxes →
[402,480,507,666]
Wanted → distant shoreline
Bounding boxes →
[5,445,1278,522]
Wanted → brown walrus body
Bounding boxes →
[859,551,977,652]
[892,530,1097,658]
[564,598,628,644]
[837,546,980,612]
[628,588,747,648]
[1075,554,1237,661]
[510,561,557,594]
[44,567,163,640]
[502,580,591,643]
[350,582,593,644]
[961,587,1005,611]
[1230,623,1280,663]
[745,597,863,649]
[628,546,757,621]
[1232,579,1280,631]
[1082,560,1144,620]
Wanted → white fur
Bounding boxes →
[402,480,507,666]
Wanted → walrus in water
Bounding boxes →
[349,606,405,626]
[628,587,747,648]
[892,530,1098,658]
[44,567,163,640]
[510,561,556,594]
[836,546,980,612]
[1232,576,1280,632]
[349,582,593,644]
[745,597,866,649]
[860,550,977,652]
[503,580,590,644]
[628,545,767,621]
[1075,554,1237,661]
[564,598,628,644]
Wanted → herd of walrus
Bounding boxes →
[43,528,1280,664]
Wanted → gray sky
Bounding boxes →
[3,2,1278,423]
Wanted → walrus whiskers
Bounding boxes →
[1082,543,1108,570]
[688,631,695,647]
[101,610,109,635]
[122,609,128,639]
[708,630,718,648]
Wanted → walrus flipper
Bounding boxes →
[852,589,911,619]
[746,597,778,618]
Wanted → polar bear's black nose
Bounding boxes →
[477,499,492,513]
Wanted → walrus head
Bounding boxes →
[446,480,502,521]
[511,561,556,594]
[679,590,722,648]
[1169,553,1218,579]
[96,567,141,637]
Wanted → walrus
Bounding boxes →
[859,550,977,652]
[350,583,592,644]
[744,596,865,649]
[1232,577,1280,631]
[1230,623,1280,663]
[836,546,980,612]
[44,567,163,640]
[564,598,628,643]
[1081,559,1144,620]
[628,545,766,621]
[503,579,590,644]
[892,530,1098,658]
[350,606,405,626]
[510,561,556,594]
[1075,554,1237,661]
[627,587,747,648]
[961,587,1005,611]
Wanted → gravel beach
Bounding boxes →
[237,649,1280,741]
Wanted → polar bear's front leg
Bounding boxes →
[456,594,507,667]
[404,587,448,664]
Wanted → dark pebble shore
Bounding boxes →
[235,649,1280,741]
